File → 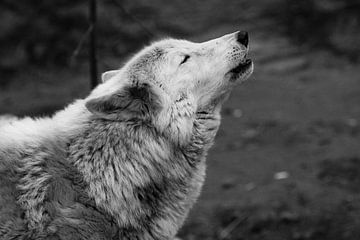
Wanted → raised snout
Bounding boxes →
[198,30,253,82]
[224,30,253,82]
[236,31,249,47]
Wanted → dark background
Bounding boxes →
[1,0,360,239]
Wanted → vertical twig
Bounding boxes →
[218,216,247,240]
[110,0,155,38]
[89,0,98,89]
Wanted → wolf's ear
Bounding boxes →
[101,70,120,83]
[85,83,162,119]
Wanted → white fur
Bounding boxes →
[0,101,90,155]
[0,31,253,240]
[0,31,252,153]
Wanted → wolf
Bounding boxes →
[0,31,253,239]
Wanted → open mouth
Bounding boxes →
[228,59,253,81]
[230,59,252,74]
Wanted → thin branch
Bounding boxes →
[89,0,98,89]
[110,0,155,38]
[70,25,93,61]
[218,216,248,240]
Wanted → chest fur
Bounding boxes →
[69,118,219,238]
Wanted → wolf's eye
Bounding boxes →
[180,55,190,65]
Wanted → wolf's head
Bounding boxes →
[85,31,253,144]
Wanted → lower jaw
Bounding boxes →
[228,67,253,82]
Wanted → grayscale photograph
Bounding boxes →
[0,0,360,239]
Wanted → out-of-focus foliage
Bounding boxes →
[0,0,156,69]
[0,0,87,66]
[1,0,359,71]
[266,0,360,61]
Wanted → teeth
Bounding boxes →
[237,59,251,66]
[244,59,251,64]
[230,59,252,74]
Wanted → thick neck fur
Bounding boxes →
[68,111,220,239]
[1,100,221,240]
[0,100,90,155]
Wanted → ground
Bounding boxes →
[1,1,360,239]
[179,33,360,240]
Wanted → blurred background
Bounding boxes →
[1,0,360,239]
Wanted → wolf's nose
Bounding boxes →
[236,31,249,47]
